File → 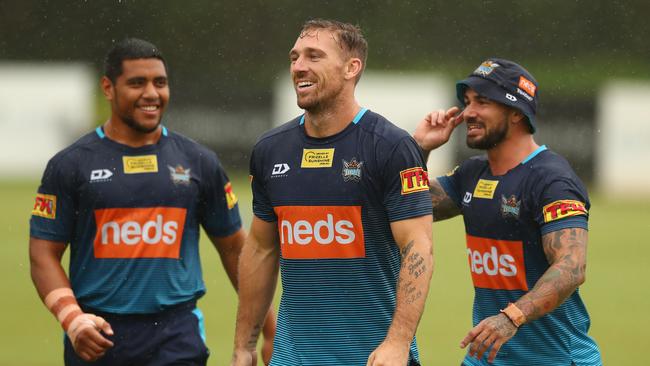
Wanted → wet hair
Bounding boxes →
[104,38,167,83]
[300,19,368,83]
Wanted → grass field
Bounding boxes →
[1,176,648,365]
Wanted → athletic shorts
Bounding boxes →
[64,300,209,366]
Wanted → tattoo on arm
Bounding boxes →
[398,240,426,304]
[246,324,262,350]
[516,228,587,321]
[429,180,461,221]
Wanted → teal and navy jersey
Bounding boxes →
[438,146,601,366]
[30,126,241,314]
[251,109,432,365]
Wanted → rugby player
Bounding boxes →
[231,19,433,366]
[29,38,275,366]
[413,58,602,365]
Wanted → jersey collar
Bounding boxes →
[521,145,547,165]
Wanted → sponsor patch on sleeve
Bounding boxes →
[224,182,238,209]
[32,194,57,219]
[543,200,588,223]
[400,167,429,195]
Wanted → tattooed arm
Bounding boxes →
[367,215,433,366]
[231,217,280,366]
[430,179,461,222]
[460,227,588,363]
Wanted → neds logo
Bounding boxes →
[466,234,528,291]
[274,206,365,259]
[93,207,187,259]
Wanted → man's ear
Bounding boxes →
[100,76,114,101]
[344,58,363,81]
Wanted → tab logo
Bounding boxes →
[32,194,56,219]
[93,207,187,258]
[400,167,429,195]
[301,148,335,168]
[466,234,528,291]
[274,205,365,259]
[90,169,113,182]
[224,182,238,209]
[123,155,158,174]
[543,200,587,223]
[473,179,499,199]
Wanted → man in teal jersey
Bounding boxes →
[29,38,275,366]
[414,58,601,365]
[232,19,434,366]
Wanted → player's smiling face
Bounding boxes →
[105,58,169,134]
[289,28,348,111]
[462,88,512,150]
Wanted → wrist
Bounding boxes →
[500,302,526,328]
[44,288,83,332]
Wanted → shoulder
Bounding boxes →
[358,110,412,146]
[46,130,102,169]
[458,154,488,174]
[526,149,583,183]
[253,116,302,152]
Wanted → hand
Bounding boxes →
[460,313,517,364]
[413,107,464,152]
[231,348,256,366]
[261,308,277,365]
[366,339,409,366]
[68,314,114,362]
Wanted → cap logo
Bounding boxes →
[518,76,536,97]
[473,60,500,76]
[506,93,517,102]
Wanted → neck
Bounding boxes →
[487,134,539,176]
[303,92,360,138]
[103,117,162,148]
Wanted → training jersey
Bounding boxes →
[438,146,601,366]
[30,126,241,314]
[251,109,432,365]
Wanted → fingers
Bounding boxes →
[366,350,376,366]
[95,316,114,336]
[460,323,482,349]
[487,338,506,363]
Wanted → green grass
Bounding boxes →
[1,177,647,365]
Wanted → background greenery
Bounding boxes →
[2,176,647,365]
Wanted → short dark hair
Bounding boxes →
[300,19,368,83]
[104,38,167,83]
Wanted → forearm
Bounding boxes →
[386,239,433,344]
[515,228,587,323]
[233,240,279,352]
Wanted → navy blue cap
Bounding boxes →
[456,58,539,133]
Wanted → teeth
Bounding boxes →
[140,106,158,111]
[298,81,313,88]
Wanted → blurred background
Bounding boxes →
[1,0,649,364]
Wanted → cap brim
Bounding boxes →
[456,76,536,133]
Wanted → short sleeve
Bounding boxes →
[199,152,242,237]
[382,137,433,222]
[531,175,590,235]
[250,147,277,222]
[29,156,76,243]
[436,164,464,208]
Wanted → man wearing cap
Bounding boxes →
[413,58,602,365]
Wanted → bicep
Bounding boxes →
[541,227,588,268]
[390,215,433,252]
[430,179,461,221]
[29,237,67,262]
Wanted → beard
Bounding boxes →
[122,114,161,134]
[466,116,509,150]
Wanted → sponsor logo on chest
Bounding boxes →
[301,148,335,168]
[90,169,113,183]
[274,205,365,259]
[123,155,158,174]
[93,207,187,259]
[466,234,528,291]
[473,179,499,199]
